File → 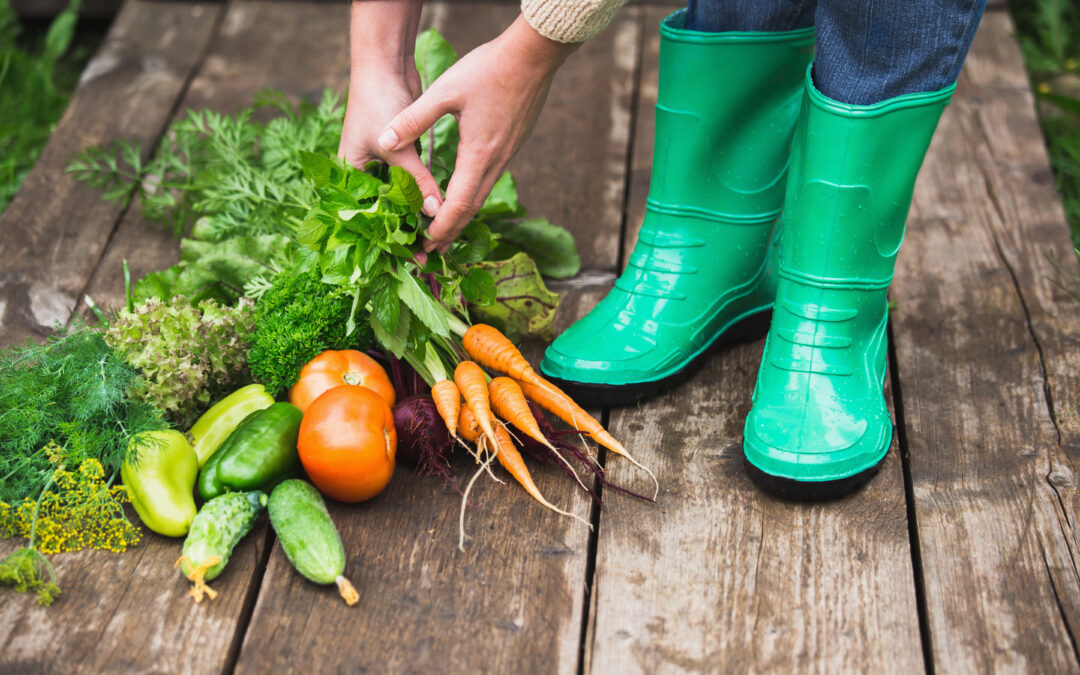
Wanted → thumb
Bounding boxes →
[378,90,453,152]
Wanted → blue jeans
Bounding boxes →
[685,0,987,105]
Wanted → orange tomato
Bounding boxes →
[289,350,396,413]
[298,385,397,503]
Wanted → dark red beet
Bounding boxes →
[393,395,457,488]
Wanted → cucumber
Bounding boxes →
[268,479,358,605]
[178,491,267,602]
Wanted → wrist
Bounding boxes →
[499,14,579,76]
[349,0,421,70]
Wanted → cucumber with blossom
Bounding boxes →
[176,490,267,603]
[268,479,358,606]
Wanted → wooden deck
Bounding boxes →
[2,1,1078,672]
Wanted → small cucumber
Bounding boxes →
[178,491,267,602]
[268,479,358,605]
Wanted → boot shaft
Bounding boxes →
[652,11,814,223]
[780,71,954,289]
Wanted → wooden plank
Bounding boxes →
[894,10,1080,671]
[196,3,632,669]
[585,7,924,672]
[586,351,923,671]
[0,2,293,669]
[234,283,609,674]
[0,0,221,347]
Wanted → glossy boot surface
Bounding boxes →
[743,70,953,499]
[541,11,815,408]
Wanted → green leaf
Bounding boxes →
[370,306,412,359]
[477,172,525,218]
[346,168,383,201]
[415,28,458,90]
[133,265,182,303]
[489,218,581,279]
[395,268,450,337]
[43,1,78,64]
[460,267,497,305]
[468,252,560,341]
[383,166,424,212]
[297,207,334,250]
[298,150,341,187]
[319,245,354,285]
[371,275,400,334]
[456,220,497,264]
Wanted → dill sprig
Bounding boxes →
[0,325,167,503]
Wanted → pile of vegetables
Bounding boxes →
[0,28,654,609]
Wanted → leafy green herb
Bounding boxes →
[0,547,60,606]
[0,0,90,214]
[105,297,254,427]
[248,264,374,396]
[0,326,166,504]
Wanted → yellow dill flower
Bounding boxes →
[3,460,140,555]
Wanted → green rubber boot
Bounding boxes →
[540,10,814,407]
[742,69,954,499]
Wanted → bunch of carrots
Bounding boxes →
[419,324,656,548]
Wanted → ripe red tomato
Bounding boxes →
[289,350,396,413]
[298,385,396,503]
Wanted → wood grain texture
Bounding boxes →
[233,284,609,674]
[585,335,922,672]
[0,0,220,347]
[893,10,1080,672]
[621,5,678,270]
[0,5,279,674]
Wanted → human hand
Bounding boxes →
[377,14,579,254]
[338,0,442,217]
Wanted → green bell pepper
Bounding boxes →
[189,384,275,467]
[197,402,304,502]
[123,430,199,537]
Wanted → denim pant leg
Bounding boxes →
[685,0,815,32]
[814,0,987,104]
[684,0,987,105]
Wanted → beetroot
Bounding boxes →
[393,395,456,487]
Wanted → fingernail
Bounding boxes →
[378,128,399,151]
[422,195,440,217]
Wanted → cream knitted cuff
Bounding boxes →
[521,0,629,44]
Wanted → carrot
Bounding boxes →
[489,377,587,493]
[431,379,461,439]
[517,378,658,499]
[454,361,499,449]
[463,324,543,386]
[457,404,482,444]
[490,423,590,529]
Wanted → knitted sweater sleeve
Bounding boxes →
[521,0,629,43]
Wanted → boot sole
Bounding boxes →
[542,310,772,409]
[741,429,893,501]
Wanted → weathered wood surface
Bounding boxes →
[0,5,294,671]
[589,12,923,670]
[0,0,220,346]
[2,1,1078,673]
[893,10,1080,673]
